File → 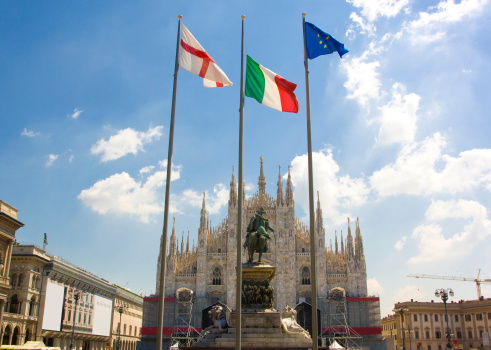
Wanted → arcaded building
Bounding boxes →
[142,159,382,348]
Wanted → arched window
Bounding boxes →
[29,296,36,316]
[212,267,222,285]
[9,295,20,314]
[17,274,24,287]
[10,274,17,287]
[2,325,11,345]
[301,267,311,285]
[12,327,20,345]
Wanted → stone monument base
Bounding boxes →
[192,309,312,348]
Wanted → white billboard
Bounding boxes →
[42,281,65,331]
[92,294,112,336]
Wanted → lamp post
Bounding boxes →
[70,291,81,350]
[116,306,124,350]
[394,307,409,350]
[435,288,454,350]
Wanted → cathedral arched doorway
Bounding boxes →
[295,302,321,338]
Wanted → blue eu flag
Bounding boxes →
[305,22,349,59]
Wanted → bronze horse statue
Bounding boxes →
[244,227,269,263]
[244,208,274,263]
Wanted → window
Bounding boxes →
[465,314,471,321]
[212,267,222,285]
[129,326,132,336]
[479,330,483,338]
[488,312,491,320]
[415,331,419,339]
[426,331,430,339]
[68,311,71,322]
[435,314,439,322]
[468,330,472,339]
[438,345,442,350]
[455,315,459,322]
[123,324,126,335]
[414,314,418,322]
[84,314,86,324]
[476,313,483,321]
[436,331,442,339]
[78,313,81,323]
[428,345,432,350]
[424,314,428,322]
[457,331,462,339]
[301,267,311,285]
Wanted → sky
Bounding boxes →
[1,0,491,318]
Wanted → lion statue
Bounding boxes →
[206,305,228,332]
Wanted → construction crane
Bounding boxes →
[407,269,491,299]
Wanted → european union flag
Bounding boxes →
[305,22,349,59]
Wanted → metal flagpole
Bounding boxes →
[156,14,181,350]
[302,13,319,350]
[236,14,246,350]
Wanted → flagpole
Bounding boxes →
[156,14,181,350]
[235,15,246,350]
[302,13,319,350]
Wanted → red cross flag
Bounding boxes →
[179,24,233,88]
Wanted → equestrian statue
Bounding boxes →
[243,208,274,263]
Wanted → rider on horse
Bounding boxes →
[244,208,274,251]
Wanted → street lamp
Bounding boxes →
[70,291,81,350]
[116,305,125,350]
[435,288,454,350]
[393,307,409,350]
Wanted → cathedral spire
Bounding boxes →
[229,166,237,207]
[346,217,354,260]
[316,191,323,230]
[355,217,365,261]
[340,230,344,255]
[200,191,207,231]
[180,232,184,256]
[335,230,338,254]
[258,156,266,197]
[285,165,294,206]
[186,231,190,253]
[277,165,284,206]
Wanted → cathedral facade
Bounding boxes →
[143,158,381,348]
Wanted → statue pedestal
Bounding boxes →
[193,262,313,348]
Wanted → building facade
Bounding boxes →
[382,298,491,350]
[142,159,382,349]
[112,285,143,350]
[0,242,143,350]
[0,201,24,344]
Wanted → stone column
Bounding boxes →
[4,240,13,277]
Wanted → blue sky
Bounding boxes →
[1,0,491,317]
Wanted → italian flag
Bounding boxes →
[245,55,299,113]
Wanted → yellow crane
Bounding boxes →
[407,269,491,299]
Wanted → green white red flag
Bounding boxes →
[245,55,298,113]
[178,24,232,88]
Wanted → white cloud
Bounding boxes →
[342,55,382,106]
[69,108,83,119]
[405,0,487,44]
[347,0,409,22]
[346,12,376,39]
[21,128,39,137]
[78,160,181,223]
[91,125,163,162]
[289,149,369,225]
[393,285,426,304]
[69,155,74,163]
[370,133,491,197]
[46,154,59,167]
[180,184,229,215]
[394,236,407,250]
[409,199,491,263]
[368,278,384,295]
[374,83,420,146]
